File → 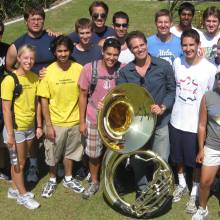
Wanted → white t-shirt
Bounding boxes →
[170,57,216,133]
[199,31,220,62]
[118,48,134,64]
[170,25,201,38]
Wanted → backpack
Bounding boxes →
[0,71,23,130]
[88,60,121,98]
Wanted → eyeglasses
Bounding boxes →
[114,23,128,28]
[92,13,106,20]
[28,18,44,23]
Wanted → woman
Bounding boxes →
[192,72,220,220]
[1,44,42,209]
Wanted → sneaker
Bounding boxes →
[192,206,208,220]
[63,178,84,193]
[0,172,9,180]
[41,181,57,198]
[17,194,40,209]
[173,185,189,202]
[26,166,39,183]
[7,187,34,200]
[186,195,198,214]
[82,182,99,199]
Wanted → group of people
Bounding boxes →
[0,1,220,219]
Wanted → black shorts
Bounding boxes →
[169,123,198,168]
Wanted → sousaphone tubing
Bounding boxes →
[98,83,174,218]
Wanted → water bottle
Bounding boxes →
[9,148,20,172]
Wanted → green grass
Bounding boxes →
[3,0,220,43]
[1,0,220,219]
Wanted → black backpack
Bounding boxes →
[0,71,23,130]
[88,60,121,98]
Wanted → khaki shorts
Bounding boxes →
[44,124,83,167]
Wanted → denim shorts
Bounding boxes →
[3,127,35,144]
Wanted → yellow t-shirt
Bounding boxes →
[37,61,82,127]
[1,71,38,131]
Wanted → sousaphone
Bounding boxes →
[98,83,174,218]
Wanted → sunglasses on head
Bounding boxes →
[114,23,128,28]
[92,13,106,20]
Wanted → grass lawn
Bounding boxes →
[1,0,220,219]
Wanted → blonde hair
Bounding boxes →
[16,44,36,68]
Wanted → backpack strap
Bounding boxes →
[5,71,23,129]
[88,61,121,98]
[88,60,98,98]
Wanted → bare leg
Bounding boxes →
[63,158,73,176]
[89,157,100,184]
[199,165,219,209]
[11,141,28,195]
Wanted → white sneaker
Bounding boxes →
[186,195,198,214]
[63,178,84,193]
[192,206,208,220]
[0,172,9,180]
[26,166,39,183]
[173,185,189,202]
[17,194,40,209]
[41,181,57,198]
[7,187,34,200]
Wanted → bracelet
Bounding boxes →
[37,126,43,129]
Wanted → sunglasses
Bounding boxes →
[114,23,128,28]
[104,37,119,46]
[92,13,106,20]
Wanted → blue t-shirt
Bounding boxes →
[14,31,55,74]
[68,26,115,45]
[147,34,182,65]
[71,44,102,65]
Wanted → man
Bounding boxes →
[170,2,199,38]
[199,6,220,63]
[37,36,84,198]
[170,29,216,214]
[69,1,115,45]
[6,6,55,183]
[99,11,134,64]
[118,31,176,195]
[78,38,121,199]
[72,18,102,65]
[148,9,182,65]
[0,21,10,180]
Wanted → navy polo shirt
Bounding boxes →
[117,56,176,128]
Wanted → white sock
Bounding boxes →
[65,176,72,182]
[178,173,187,188]
[29,158,37,167]
[49,177,56,183]
[191,181,199,197]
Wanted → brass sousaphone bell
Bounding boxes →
[98,83,174,218]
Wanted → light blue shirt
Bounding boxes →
[147,34,182,65]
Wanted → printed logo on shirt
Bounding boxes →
[103,79,111,90]
[177,76,198,104]
[56,79,75,85]
[158,49,175,65]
